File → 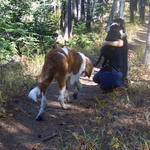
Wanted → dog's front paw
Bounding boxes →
[73,92,78,100]
[35,115,44,121]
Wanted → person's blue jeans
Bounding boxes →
[93,70,123,90]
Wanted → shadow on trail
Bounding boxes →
[1,74,149,150]
[0,75,100,150]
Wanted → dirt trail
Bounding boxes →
[0,75,101,150]
[0,25,149,150]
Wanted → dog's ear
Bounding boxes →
[84,57,93,78]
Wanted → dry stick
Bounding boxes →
[32,133,58,149]
[41,133,58,142]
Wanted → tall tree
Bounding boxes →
[77,0,82,21]
[144,4,150,67]
[139,0,145,24]
[119,0,125,19]
[64,0,73,41]
[107,0,125,25]
[81,0,85,21]
[86,0,92,30]
[60,1,66,32]
[130,0,135,23]
[107,0,119,27]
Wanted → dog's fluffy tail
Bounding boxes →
[28,87,41,102]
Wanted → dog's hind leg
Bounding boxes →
[64,80,71,102]
[57,77,70,109]
[73,80,82,100]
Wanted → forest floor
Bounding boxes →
[0,25,150,150]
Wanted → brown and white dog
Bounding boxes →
[28,47,93,120]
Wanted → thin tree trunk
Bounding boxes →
[91,0,96,22]
[78,0,82,21]
[68,0,72,38]
[119,0,125,19]
[60,1,66,32]
[134,0,138,11]
[144,4,150,67]
[130,0,135,23]
[81,0,85,21]
[64,0,72,41]
[107,0,118,28]
[86,0,91,30]
[73,0,78,22]
[139,0,145,24]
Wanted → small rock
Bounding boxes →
[9,113,14,117]
[37,134,42,138]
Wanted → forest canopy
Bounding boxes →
[0,0,149,62]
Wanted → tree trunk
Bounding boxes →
[60,1,66,32]
[134,0,138,11]
[78,0,82,21]
[107,0,118,28]
[144,5,150,67]
[86,0,92,30]
[73,0,78,22]
[81,0,85,21]
[130,0,135,23]
[139,0,145,24]
[91,0,96,22]
[64,0,73,41]
[119,0,125,19]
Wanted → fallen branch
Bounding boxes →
[32,133,58,150]
[41,133,58,142]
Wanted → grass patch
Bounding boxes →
[58,123,150,150]
[0,55,44,115]
[57,81,150,149]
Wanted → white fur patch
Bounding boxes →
[58,86,70,109]
[28,87,40,102]
[78,52,86,75]
[36,93,46,117]
[69,73,80,85]
[57,51,66,57]
[58,86,66,102]
[107,22,119,31]
[66,52,86,86]
[119,29,126,39]
[61,47,69,56]
[110,22,119,27]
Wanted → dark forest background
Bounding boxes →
[0,0,150,63]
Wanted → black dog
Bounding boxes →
[94,23,125,67]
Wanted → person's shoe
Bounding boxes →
[123,78,128,88]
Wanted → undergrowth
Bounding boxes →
[0,55,44,116]
[0,22,149,149]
